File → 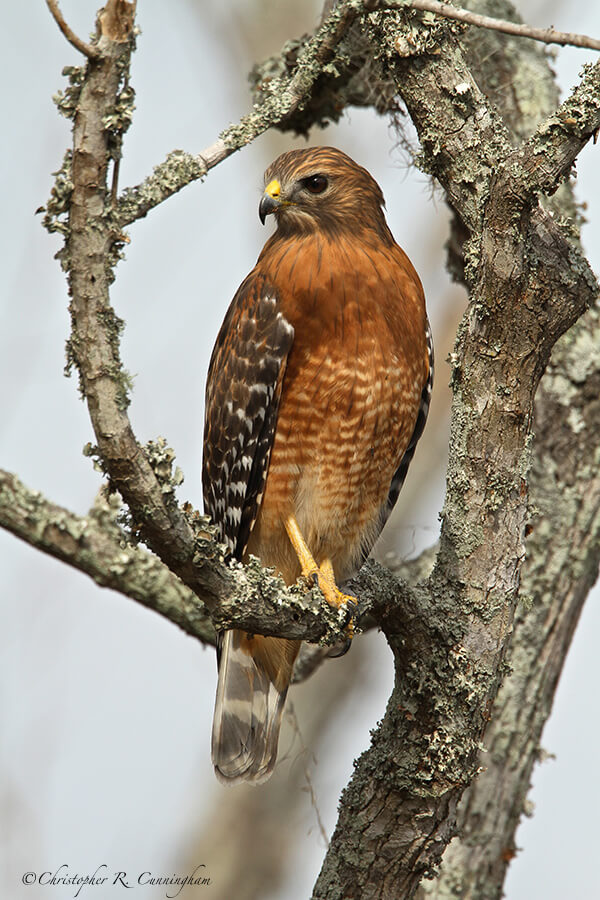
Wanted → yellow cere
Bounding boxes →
[264,179,281,199]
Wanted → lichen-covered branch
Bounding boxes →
[415,7,600,894]
[61,2,205,597]
[419,300,600,900]
[0,466,420,649]
[0,468,215,645]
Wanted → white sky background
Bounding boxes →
[0,1,598,898]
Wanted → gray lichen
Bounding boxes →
[53,65,86,120]
[144,437,184,502]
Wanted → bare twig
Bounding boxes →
[389,0,600,51]
[46,0,99,59]
[286,703,330,849]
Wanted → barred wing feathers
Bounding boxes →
[202,273,294,559]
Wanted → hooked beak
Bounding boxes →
[259,178,282,224]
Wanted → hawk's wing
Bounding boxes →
[202,273,295,559]
[385,318,434,515]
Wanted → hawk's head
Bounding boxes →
[259,146,390,241]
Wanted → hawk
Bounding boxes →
[203,146,433,783]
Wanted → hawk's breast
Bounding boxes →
[244,232,428,583]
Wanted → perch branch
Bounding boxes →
[0,468,420,648]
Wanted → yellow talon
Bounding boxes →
[284,516,358,638]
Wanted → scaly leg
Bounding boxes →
[284,515,357,637]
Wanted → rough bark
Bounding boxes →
[420,305,600,900]
[415,6,600,892]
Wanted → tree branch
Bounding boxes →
[420,301,600,899]
[0,469,215,645]
[0,467,418,649]
[499,59,600,201]
[53,0,217,616]
[415,8,600,891]
[114,0,363,227]
[312,6,599,896]
[46,0,99,59]
[392,0,600,52]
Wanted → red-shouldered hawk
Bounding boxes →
[203,147,433,784]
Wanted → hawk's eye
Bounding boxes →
[303,174,328,194]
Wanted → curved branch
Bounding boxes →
[58,2,212,612]
[46,0,99,59]
[312,7,599,896]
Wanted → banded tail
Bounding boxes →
[211,630,300,784]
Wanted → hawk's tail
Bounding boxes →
[211,630,300,784]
